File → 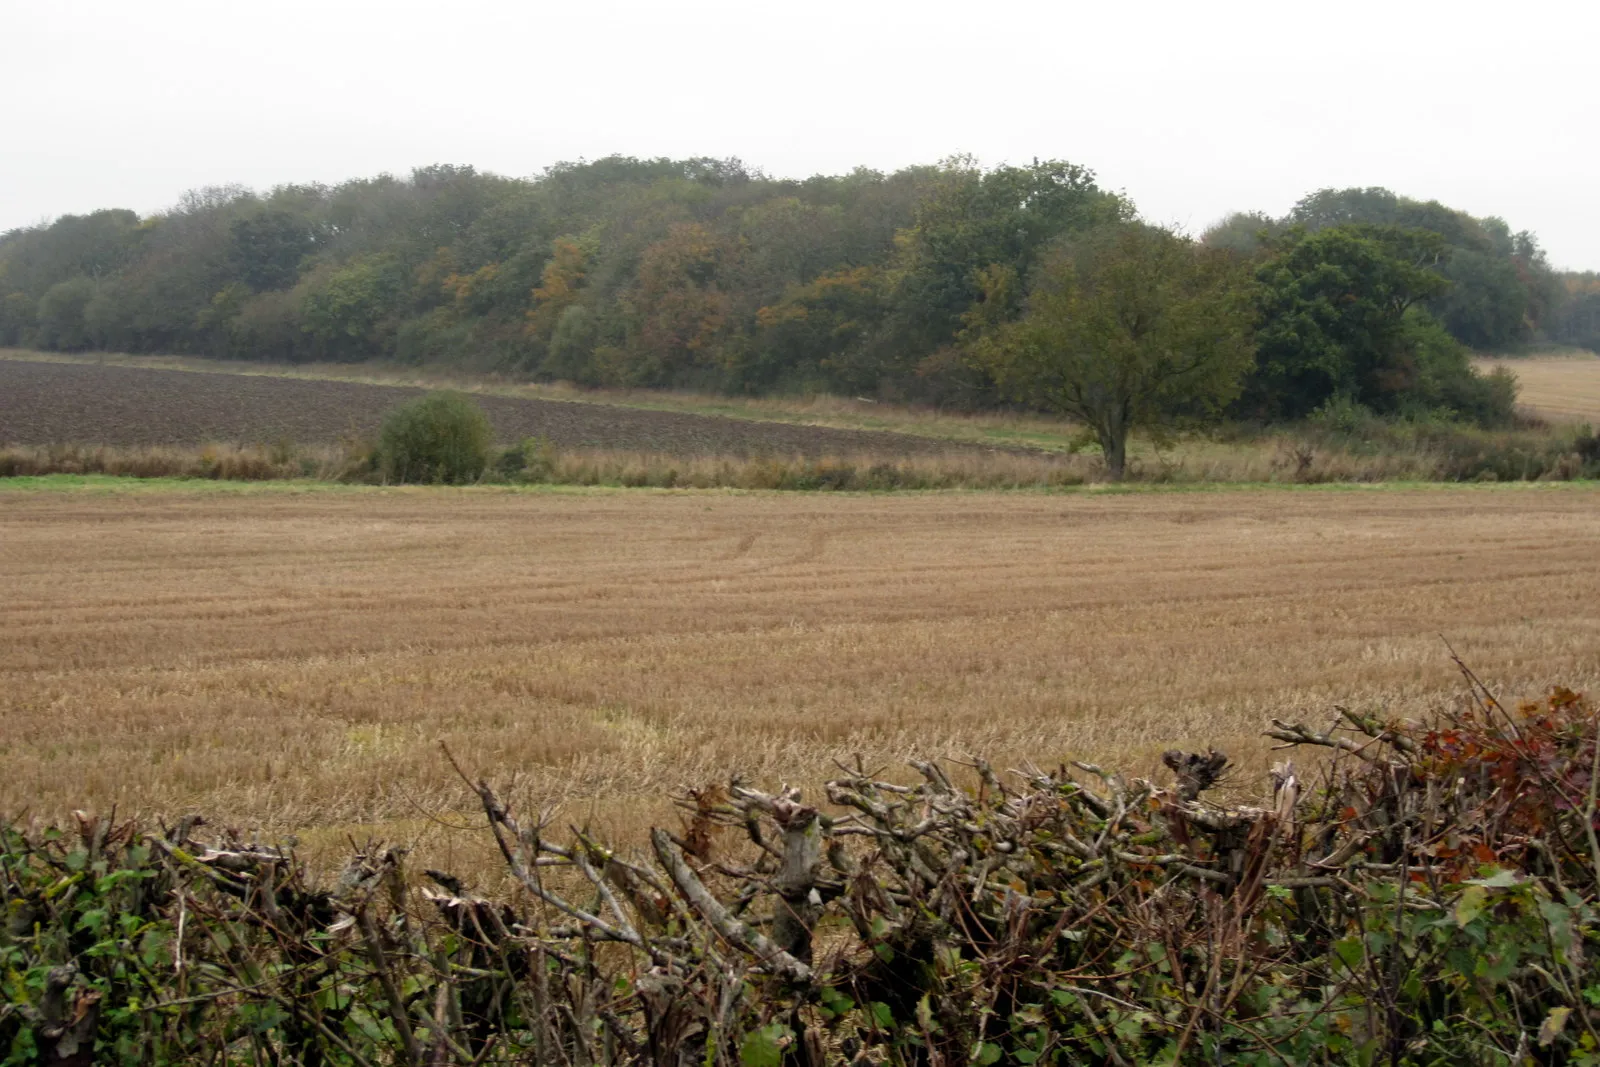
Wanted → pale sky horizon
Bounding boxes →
[5,0,1596,268]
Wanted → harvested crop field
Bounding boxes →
[3,482,1597,873]
[1480,352,1600,422]
[0,357,1003,458]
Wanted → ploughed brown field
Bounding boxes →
[0,357,1006,458]
[3,483,1597,874]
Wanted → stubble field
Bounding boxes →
[3,482,1598,875]
[1479,352,1600,422]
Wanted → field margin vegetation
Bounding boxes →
[5,419,1598,490]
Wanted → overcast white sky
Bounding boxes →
[5,0,1596,267]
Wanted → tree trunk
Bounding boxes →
[1099,424,1128,482]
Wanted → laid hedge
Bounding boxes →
[4,676,1600,1064]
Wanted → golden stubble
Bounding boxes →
[1478,353,1600,423]
[3,485,1598,876]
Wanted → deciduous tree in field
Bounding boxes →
[972,223,1257,480]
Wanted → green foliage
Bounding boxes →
[1307,392,1378,435]
[1405,312,1519,426]
[1435,247,1528,348]
[543,303,601,381]
[751,266,882,392]
[0,291,33,346]
[493,436,558,483]
[298,253,409,361]
[974,223,1257,479]
[1296,410,1598,481]
[1198,210,1286,256]
[33,277,99,351]
[1209,186,1569,353]
[1239,221,1518,428]
[375,391,494,484]
[225,289,306,362]
[227,209,318,291]
[1248,225,1460,417]
[879,157,1126,371]
[1553,276,1600,351]
[1289,185,1403,228]
[0,209,141,304]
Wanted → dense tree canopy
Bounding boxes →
[1202,185,1574,353]
[1239,225,1519,425]
[1245,225,1451,418]
[0,160,1581,436]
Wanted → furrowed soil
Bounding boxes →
[3,484,1597,875]
[0,358,1019,458]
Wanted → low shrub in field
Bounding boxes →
[5,676,1600,1064]
[375,390,494,484]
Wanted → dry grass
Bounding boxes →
[522,438,1449,487]
[0,442,351,481]
[4,484,1599,878]
[1478,352,1600,422]
[0,436,1459,489]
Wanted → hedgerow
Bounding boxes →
[4,672,1600,1064]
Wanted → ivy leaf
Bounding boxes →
[738,1023,792,1067]
[1540,897,1578,957]
[818,985,854,1020]
[1455,885,1488,927]
[76,909,108,937]
[138,927,171,968]
[1467,868,1521,889]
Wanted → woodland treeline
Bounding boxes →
[1,156,1594,419]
